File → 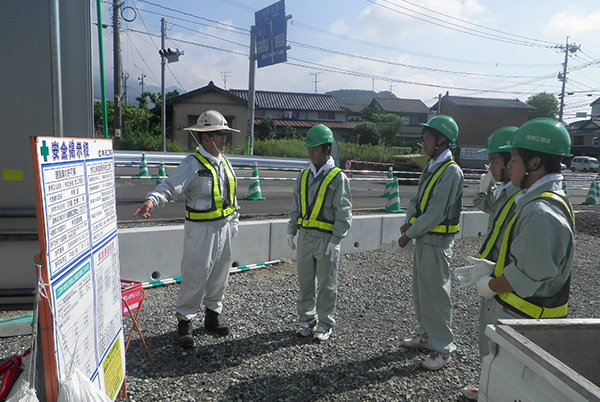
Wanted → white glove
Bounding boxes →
[476,275,497,299]
[455,256,496,289]
[325,242,340,262]
[286,234,296,251]
[230,221,239,239]
[478,170,495,194]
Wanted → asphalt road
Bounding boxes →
[115,166,591,224]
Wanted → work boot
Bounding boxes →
[204,308,230,335]
[177,319,194,348]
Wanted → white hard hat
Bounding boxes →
[184,110,240,133]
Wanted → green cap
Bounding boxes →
[500,118,572,156]
[302,124,336,147]
[479,126,518,154]
[421,115,459,143]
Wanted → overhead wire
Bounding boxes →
[123,0,599,102]
[365,0,555,48]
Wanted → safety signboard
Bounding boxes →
[30,137,125,402]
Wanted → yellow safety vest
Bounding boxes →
[297,167,342,233]
[185,153,237,221]
[494,191,574,319]
[477,190,521,260]
[409,160,460,234]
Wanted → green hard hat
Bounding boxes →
[479,126,518,154]
[302,124,336,147]
[500,118,572,156]
[421,115,459,143]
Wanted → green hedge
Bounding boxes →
[248,138,397,165]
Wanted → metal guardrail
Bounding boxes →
[114,150,309,169]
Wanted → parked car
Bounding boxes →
[570,156,599,173]
[560,162,567,170]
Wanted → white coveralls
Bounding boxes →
[478,175,574,356]
[473,181,521,356]
[146,145,238,321]
[288,157,352,329]
[403,149,464,357]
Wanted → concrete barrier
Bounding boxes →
[117,212,489,282]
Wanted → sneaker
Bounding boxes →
[422,352,451,370]
[177,319,194,348]
[313,325,332,341]
[461,386,478,400]
[401,335,431,350]
[296,321,317,337]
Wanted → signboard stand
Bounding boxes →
[30,137,125,402]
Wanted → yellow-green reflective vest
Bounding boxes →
[185,153,237,221]
[477,190,521,260]
[494,191,574,319]
[409,160,460,234]
[297,167,342,233]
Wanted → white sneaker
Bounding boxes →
[313,325,332,341]
[401,335,431,350]
[461,386,478,400]
[422,352,451,370]
[296,321,316,337]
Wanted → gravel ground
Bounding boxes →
[1,205,599,401]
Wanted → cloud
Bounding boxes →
[349,0,494,41]
[546,8,600,37]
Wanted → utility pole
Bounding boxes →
[122,72,129,105]
[138,73,146,94]
[161,18,166,152]
[221,71,231,89]
[113,0,122,139]
[311,72,320,93]
[248,25,257,156]
[556,36,580,122]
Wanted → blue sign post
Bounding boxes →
[255,0,287,68]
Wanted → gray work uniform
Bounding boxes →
[474,182,520,235]
[146,146,239,321]
[288,158,352,329]
[479,178,574,357]
[404,154,464,357]
[473,182,520,356]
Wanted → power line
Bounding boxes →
[366,0,554,48]
[395,0,556,46]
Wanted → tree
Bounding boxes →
[283,126,299,139]
[93,100,184,151]
[136,89,180,109]
[373,113,405,146]
[354,122,380,145]
[526,92,559,119]
[255,116,277,140]
[360,108,405,146]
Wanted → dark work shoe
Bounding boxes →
[204,308,230,336]
[177,319,194,348]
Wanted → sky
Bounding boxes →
[94,0,600,122]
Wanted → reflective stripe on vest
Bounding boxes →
[185,153,237,221]
[494,191,574,319]
[477,190,521,260]
[409,160,460,234]
[297,167,342,232]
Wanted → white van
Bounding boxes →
[570,156,599,173]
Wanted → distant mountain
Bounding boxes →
[93,78,183,107]
[326,89,397,105]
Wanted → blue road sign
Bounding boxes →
[255,0,287,68]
